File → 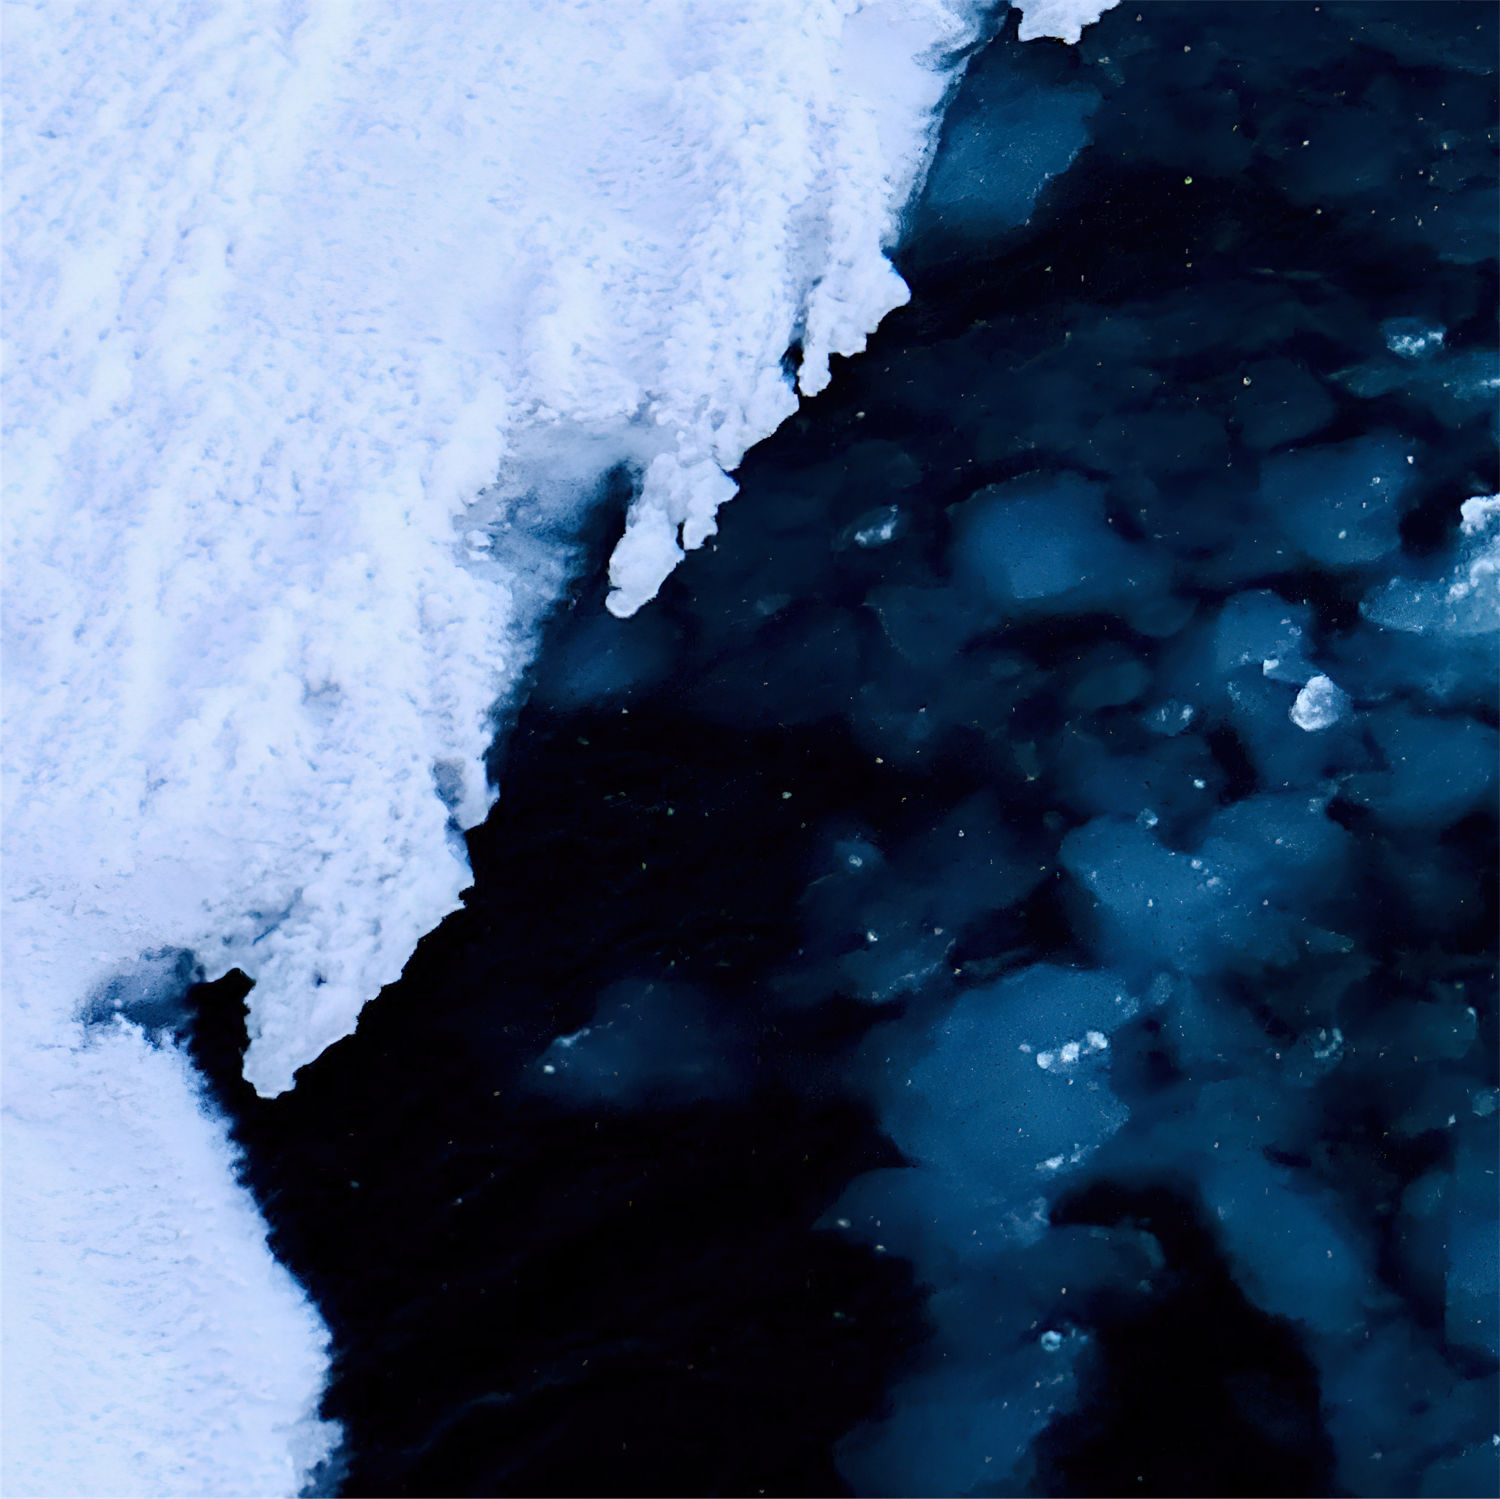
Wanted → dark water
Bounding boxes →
[189,5,1498,1495]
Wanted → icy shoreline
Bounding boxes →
[2,2,1120,1491]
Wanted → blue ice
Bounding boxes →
[1259,433,1414,567]
[952,471,1166,620]
[920,70,1099,237]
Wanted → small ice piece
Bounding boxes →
[1039,1330,1064,1352]
[1289,674,1350,732]
[844,505,904,549]
[1382,317,1445,359]
[919,64,1100,238]
[1143,699,1195,736]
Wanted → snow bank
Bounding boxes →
[2,1026,339,1497]
[4,0,983,1100]
[4,0,1000,1490]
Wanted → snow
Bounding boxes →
[2,1026,339,1497]
[5,0,984,1102]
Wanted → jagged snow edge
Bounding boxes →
[0,2,1125,1493]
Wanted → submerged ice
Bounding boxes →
[511,6,1492,1491]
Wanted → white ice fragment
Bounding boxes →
[1309,1027,1344,1063]
[1012,0,1121,44]
[1039,1329,1064,1351]
[855,507,903,548]
[1385,323,1446,359]
[1290,674,1351,732]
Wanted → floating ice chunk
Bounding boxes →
[1383,317,1446,359]
[842,931,952,1004]
[952,472,1165,616]
[1445,1126,1499,1359]
[839,505,907,550]
[1012,0,1121,44]
[1213,592,1316,680]
[920,66,1100,237]
[1344,709,1499,830]
[866,964,1135,1188]
[1290,674,1351,732]
[1419,1442,1500,1499]
[1260,433,1413,566]
[1063,796,1352,974]
[1336,347,1498,427]
[533,606,676,708]
[1203,1154,1375,1336]
[815,794,1044,1004]
[837,1358,1079,1499]
[1142,699,1196,736]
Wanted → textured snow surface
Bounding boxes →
[3,0,1008,1491]
[2,1025,339,1497]
[5,0,983,1099]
